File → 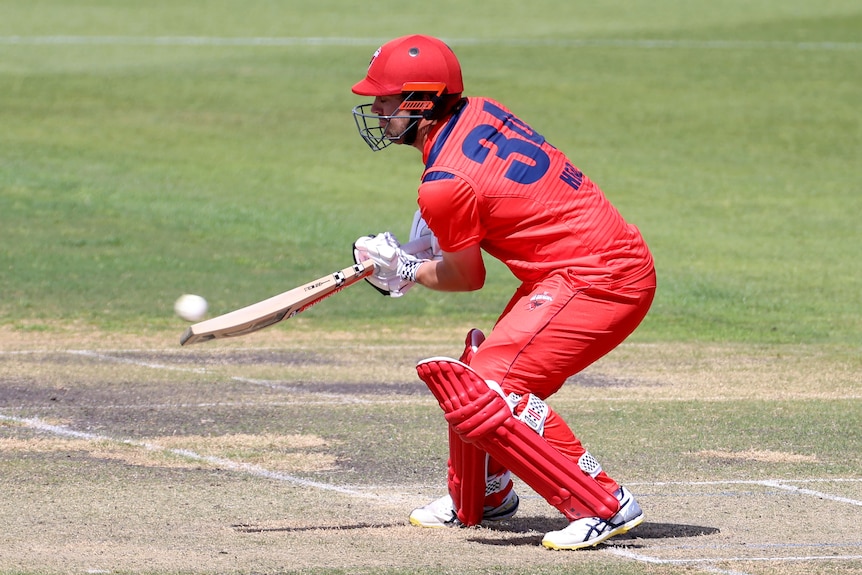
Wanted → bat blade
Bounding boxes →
[180,259,374,346]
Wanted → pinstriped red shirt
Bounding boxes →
[417,97,654,287]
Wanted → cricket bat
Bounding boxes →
[179,236,432,346]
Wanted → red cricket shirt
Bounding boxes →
[418,97,653,288]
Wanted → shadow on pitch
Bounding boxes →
[232,522,403,533]
[468,518,719,547]
[233,518,719,547]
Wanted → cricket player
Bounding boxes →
[351,35,656,550]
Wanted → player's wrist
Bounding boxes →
[397,251,428,283]
[398,259,423,282]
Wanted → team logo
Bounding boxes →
[368,46,382,70]
[526,292,553,311]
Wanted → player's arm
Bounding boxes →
[404,208,484,291]
[356,175,485,293]
[413,244,485,292]
[411,175,486,291]
[355,226,484,293]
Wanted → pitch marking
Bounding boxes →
[3,411,861,575]
[5,347,861,575]
[628,478,862,507]
[67,350,370,402]
[608,547,862,575]
[0,413,378,499]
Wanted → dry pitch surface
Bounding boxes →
[1,325,860,575]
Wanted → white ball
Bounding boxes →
[174,294,208,322]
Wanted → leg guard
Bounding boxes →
[417,357,620,521]
[447,426,485,525]
[449,328,487,525]
[449,328,513,526]
[448,427,514,526]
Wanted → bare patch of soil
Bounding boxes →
[696,449,818,463]
[1,327,860,574]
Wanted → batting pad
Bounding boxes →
[416,357,620,521]
[448,426,486,526]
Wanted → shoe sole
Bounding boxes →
[408,516,453,528]
[409,493,520,528]
[408,510,516,528]
[541,513,645,551]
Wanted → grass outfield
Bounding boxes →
[1,0,860,344]
[1,2,861,574]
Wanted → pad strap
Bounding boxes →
[507,392,550,436]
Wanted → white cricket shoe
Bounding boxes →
[541,486,644,550]
[409,494,458,528]
[409,490,520,528]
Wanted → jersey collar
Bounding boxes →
[423,98,470,168]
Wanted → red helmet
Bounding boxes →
[352,35,464,97]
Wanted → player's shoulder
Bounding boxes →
[459,96,514,119]
[418,171,476,214]
[419,170,471,194]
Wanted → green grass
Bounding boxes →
[299,397,862,486]
[0,0,860,344]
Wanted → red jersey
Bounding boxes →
[418,97,653,287]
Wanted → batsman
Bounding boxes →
[351,35,656,550]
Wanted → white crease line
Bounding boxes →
[0,400,412,410]
[610,479,862,574]
[66,350,372,403]
[608,548,754,575]
[760,480,862,507]
[4,410,862,568]
[67,349,207,374]
[635,541,862,552]
[629,478,862,486]
[629,478,862,506]
[0,413,381,499]
[608,547,862,572]
[774,478,862,484]
[0,344,437,354]
[0,36,859,51]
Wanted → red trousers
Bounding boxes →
[469,268,656,497]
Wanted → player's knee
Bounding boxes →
[444,388,511,441]
[506,392,551,436]
[417,357,550,443]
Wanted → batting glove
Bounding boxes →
[353,232,414,297]
[397,250,427,282]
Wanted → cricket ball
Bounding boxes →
[174,294,208,322]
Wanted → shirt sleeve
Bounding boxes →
[417,175,483,253]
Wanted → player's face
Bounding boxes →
[371,95,412,143]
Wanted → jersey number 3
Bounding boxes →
[461,101,551,185]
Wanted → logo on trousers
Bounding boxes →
[526,292,553,311]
